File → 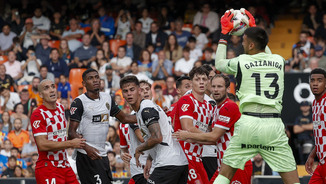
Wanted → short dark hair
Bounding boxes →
[189,66,209,80]
[51,48,59,53]
[131,61,138,67]
[40,65,47,70]
[202,64,213,73]
[118,46,126,51]
[188,36,196,43]
[204,47,213,53]
[154,84,162,90]
[82,68,98,81]
[120,75,139,88]
[211,74,230,88]
[11,147,19,152]
[183,46,191,52]
[139,80,152,88]
[135,21,142,25]
[310,68,326,78]
[176,76,191,89]
[8,156,17,161]
[244,27,268,51]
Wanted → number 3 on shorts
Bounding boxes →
[94,174,102,184]
[188,169,198,181]
[45,178,56,184]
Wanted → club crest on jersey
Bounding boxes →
[70,107,77,115]
[181,104,190,112]
[33,120,41,129]
[106,102,110,110]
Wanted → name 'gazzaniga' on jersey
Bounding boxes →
[136,99,188,167]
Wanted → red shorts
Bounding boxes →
[210,161,253,184]
[309,163,326,184]
[35,164,79,184]
[187,159,209,184]
[128,178,135,184]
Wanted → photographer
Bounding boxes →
[18,48,42,85]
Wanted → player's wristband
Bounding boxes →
[219,33,229,45]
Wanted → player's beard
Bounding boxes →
[214,93,227,104]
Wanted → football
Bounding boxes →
[230,9,249,36]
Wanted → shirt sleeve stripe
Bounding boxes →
[34,132,47,136]
[214,124,230,130]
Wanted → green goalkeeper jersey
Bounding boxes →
[215,44,285,113]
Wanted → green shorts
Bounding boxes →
[222,115,296,172]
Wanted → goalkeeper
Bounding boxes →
[213,9,300,184]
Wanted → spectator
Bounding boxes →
[314,45,326,69]
[0,154,7,176]
[0,139,12,157]
[132,21,146,49]
[302,4,322,36]
[153,84,171,109]
[87,19,105,48]
[303,57,319,73]
[19,48,42,85]
[0,87,21,112]
[1,111,12,133]
[21,132,37,162]
[28,77,42,106]
[101,65,121,94]
[0,24,17,54]
[227,35,244,57]
[73,34,97,68]
[115,10,133,40]
[138,8,153,34]
[36,65,55,83]
[10,104,29,130]
[19,18,37,49]
[293,101,313,164]
[49,12,65,40]
[184,2,197,24]
[111,46,132,76]
[61,18,84,52]
[188,36,202,60]
[145,22,168,52]
[211,41,218,59]
[157,6,174,32]
[147,43,158,62]
[23,167,35,178]
[34,36,51,64]
[127,62,153,84]
[60,98,70,121]
[1,156,16,178]
[112,155,128,178]
[7,118,29,151]
[32,7,50,33]
[164,76,177,97]
[0,65,17,91]
[46,48,69,83]
[98,7,115,39]
[174,46,197,77]
[193,3,219,37]
[90,49,109,77]
[57,74,71,103]
[101,40,113,60]
[227,49,237,59]
[252,154,273,176]
[13,165,24,177]
[164,34,183,63]
[137,49,152,78]
[124,33,142,61]
[172,19,191,48]
[314,13,326,41]
[18,89,37,117]
[152,50,173,81]
[10,147,27,169]
[12,37,24,61]
[292,31,315,61]
[7,8,24,35]
[58,39,73,65]
[4,51,23,81]
[27,153,38,171]
[202,47,215,67]
[192,25,208,50]
[107,151,116,171]
[0,121,7,146]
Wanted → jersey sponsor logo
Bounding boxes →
[147,179,155,184]
[52,128,67,138]
[218,115,231,123]
[70,107,77,115]
[92,114,109,123]
[33,120,41,129]
[241,143,275,151]
[181,104,190,112]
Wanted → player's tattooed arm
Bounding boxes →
[134,122,162,167]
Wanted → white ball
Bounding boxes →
[230,10,249,36]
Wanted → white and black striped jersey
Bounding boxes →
[70,92,120,157]
[136,99,188,168]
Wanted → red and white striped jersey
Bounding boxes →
[213,98,241,170]
[31,103,70,169]
[312,92,326,164]
[174,93,214,162]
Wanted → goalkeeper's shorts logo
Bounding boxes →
[241,143,275,151]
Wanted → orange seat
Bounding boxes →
[18,85,31,92]
[81,27,91,34]
[48,40,61,49]
[109,39,126,56]
[182,23,193,32]
[69,68,87,99]
[0,55,8,64]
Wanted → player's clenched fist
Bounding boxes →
[70,138,86,149]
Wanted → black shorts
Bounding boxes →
[76,151,113,184]
[132,173,147,184]
[148,165,188,184]
[202,157,218,180]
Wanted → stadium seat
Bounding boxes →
[48,40,61,49]
[297,165,309,177]
[81,27,91,33]
[182,23,193,32]
[18,85,31,92]
[0,55,8,64]
[110,39,126,56]
[69,68,87,99]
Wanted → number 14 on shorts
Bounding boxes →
[46,178,56,184]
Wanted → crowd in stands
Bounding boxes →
[0,0,321,179]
